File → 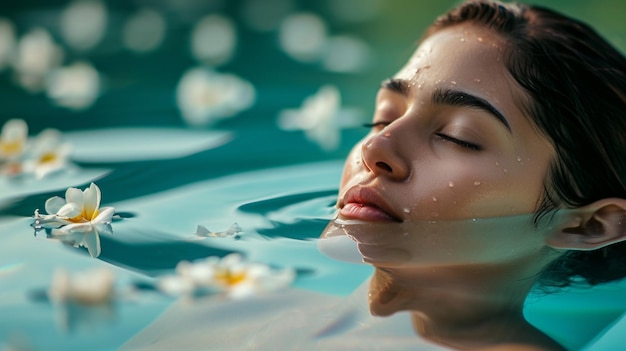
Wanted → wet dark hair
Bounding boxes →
[425,0,626,288]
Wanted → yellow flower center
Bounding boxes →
[39,152,57,164]
[0,140,23,157]
[215,269,246,287]
[68,208,99,223]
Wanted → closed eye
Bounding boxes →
[435,133,482,151]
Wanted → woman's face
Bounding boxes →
[337,23,555,223]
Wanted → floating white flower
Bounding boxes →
[49,267,115,305]
[176,67,255,127]
[277,85,362,151]
[33,183,115,257]
[60,0,107,51]
[48,267,116,332]
[194,222,242,238]
[46,61,100,110]
[190,15,236,65]
[13,28,64,92]
[158,253,295,299]
[122,8,166,53]
[0,18,16,71]
[22,128,73,179]
[0,118,27,160]
[278,13,327,62]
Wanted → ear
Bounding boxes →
[545,198,626,251]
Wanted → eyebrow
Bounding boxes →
[380,78,512,133]
[432,88,511,132]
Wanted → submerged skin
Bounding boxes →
[333,23,567,350]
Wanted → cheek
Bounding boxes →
[406,157,547,220]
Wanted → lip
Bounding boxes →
[339,186,402,223]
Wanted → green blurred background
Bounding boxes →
[0,0,624,136]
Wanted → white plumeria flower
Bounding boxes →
[14,28,64,92]
[33,183,115,257]
[176,67,255,127]
[60,0,107,51]
[0,118,27,160]
[158,253,295,299]
[194,222,241,238]
[46,61,100,110]
[277,85,362,151]
[48,267,115,305]
[22,128,73,179]
[190,15,236,65]
[0,118,27,176]
[0,18,17,71]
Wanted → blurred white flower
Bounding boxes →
[13,28,64,92]
[322,35,372,73]
[240,0,294,32]
[278,85,362,151]
[158,253,295,299]
[46,61,100,110]
[22,128,73,179]
[48,267,115,305]
[279,13,327,62]
[0,18,16,71]
[60,0,107,51]
[33,183,115,257]
[194,222,242,238]
[48,267,116,332]
[191,15,236,65]
[176,67,255,127]
[122,8,166,53]
[0,118,27,161]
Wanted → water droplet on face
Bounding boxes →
[477,37,483,42]
[503,168,508,173]
[460,38,466,42]
[451,80,457,85]
[383,132,391,137]
[448,181,455,188]
[432,196,438,202]
[516,156,522,162]
[474,78,481,83]
[403,232,408,236]
[417,84,423,89]
[495,161,500,167]
[473,181,481,186]
[403,207,410,213]
[471,218,477,222]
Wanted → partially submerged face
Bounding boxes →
[327,23,562,268]
[338,23,555,224]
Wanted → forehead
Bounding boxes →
[399,23,508,80]
[395,23,533,131]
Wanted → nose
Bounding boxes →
[360,129,410,181]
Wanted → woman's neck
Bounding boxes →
[368,263,565,350]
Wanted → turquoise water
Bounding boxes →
[1,1,626,350]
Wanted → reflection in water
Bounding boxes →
[319,213,580,350]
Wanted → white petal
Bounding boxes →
[83,183,101,220]
[57,202,82,218]
[45,196,66,215]
[94,222,112,235]
[82,231,101,257]
[1,118,28,141]
[65,187,84,208]
[194,224,212,237]
[158,275,194,296]
[48,268,70,303]
[59,222,94,234]
[92,206,114,224]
